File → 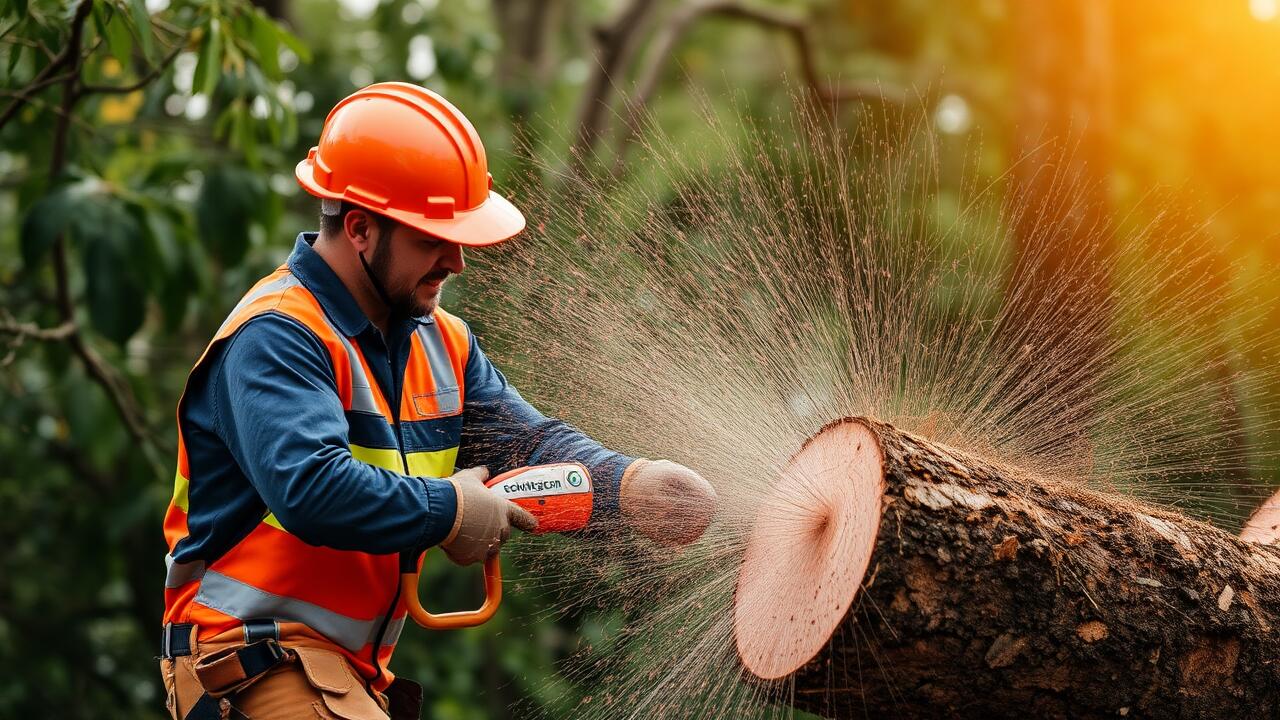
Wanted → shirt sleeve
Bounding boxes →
[210,313,458,554]
[456,330,636,525]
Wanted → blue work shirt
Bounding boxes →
[170,233,633,566]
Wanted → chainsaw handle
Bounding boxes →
[400,552,502,630]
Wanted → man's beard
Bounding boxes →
[369,237,438,319]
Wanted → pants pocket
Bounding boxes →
[159,659,177,719]
[293,647,388,720]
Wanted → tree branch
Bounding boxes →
[1,35,61,62]
[0,314,77,341]
[569,0,659,171]
[0,0,92,131]
[611,0,903,175]
[0,312,76,366]
[0,70,78,100]
[80,35,188,95]
[30,0,166,477]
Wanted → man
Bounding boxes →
[159,82,717,720]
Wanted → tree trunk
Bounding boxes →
[733,418,1280,719]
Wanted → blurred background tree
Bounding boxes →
[1,0,1278,717]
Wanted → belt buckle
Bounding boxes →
[242,618,280,644]
[162,623,173,658]
[261,638,285,663]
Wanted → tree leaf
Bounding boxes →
[24,178,150,343]
[124,198,167,294]
[196,164,262,265]
[128,0,153,61]
[20,198,72,268]
[234,103,261,168]
[20,180,98,268]
[83,221,147,344]
[7,43,25,78]
[249,10,280,78]
[281,99,297,144]
[212,103,235,140]
[273,21,311,64]
[98,3,133,68]
[193,17,222,97]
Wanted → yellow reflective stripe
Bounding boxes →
[174,444,460,534]
[405,447,458,478]
[351,444,404,472]
[351,443,458,478]
[263,444,406,532]
[173,469,190,512]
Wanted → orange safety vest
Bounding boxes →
[161,264,470,689]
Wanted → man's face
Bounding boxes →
[368,221,466,318]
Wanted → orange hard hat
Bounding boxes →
[295,82,525,246]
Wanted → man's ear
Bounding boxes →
[343,209,375,252]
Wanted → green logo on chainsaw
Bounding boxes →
[567,470,583,488]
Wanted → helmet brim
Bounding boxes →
[296,158,526,247]
[394,190,526,247]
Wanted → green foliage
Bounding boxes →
[196,164,267,266]
[2,1,1279,718]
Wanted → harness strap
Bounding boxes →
[193,638,289,696]
[161,621,286,720]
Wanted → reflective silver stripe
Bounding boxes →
[382,616,406,647]
[415,323,461,415]
[215,271,381,415]
[164,553,206,588]
[194,570,400,651]
[330,331,381,415]
[215,273,300,337]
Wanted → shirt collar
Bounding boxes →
[286,233,436,344]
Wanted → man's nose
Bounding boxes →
[440,242,466,275]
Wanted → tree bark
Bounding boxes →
[738,418,1280,719]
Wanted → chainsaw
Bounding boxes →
[400,462,593,629]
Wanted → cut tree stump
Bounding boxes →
[733,418,1280,719]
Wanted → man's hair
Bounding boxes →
[318,200,398,238]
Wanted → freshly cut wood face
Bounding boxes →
[1241,488,1280,545]
[733,419,886,680]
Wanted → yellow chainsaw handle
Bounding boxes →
[400,552,502,630]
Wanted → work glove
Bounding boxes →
[620,459,718,546]
[441,467,538,566]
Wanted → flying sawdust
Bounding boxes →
[456,100,1278,719]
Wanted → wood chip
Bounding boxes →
[1076,620,1109,643]
[994,535,1019,561]
[985,632,1028,668]
[1238,590,1271,632]
[1217,585,1235,612]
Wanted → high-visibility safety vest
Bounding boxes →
[161,264,470,689]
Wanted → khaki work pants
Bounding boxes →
[160,633,420,720]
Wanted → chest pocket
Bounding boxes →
[409,323,462,419]
[411,389,460,419]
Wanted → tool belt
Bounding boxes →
[162,621,291,720]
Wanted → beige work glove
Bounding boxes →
[440,467,538,566]
[619,459,718,546]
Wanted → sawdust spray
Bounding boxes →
[456,100,1278,718]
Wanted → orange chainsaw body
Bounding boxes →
[401,462,593,629]
[485,462,593,534]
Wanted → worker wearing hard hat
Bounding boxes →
[158,82,717,720]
